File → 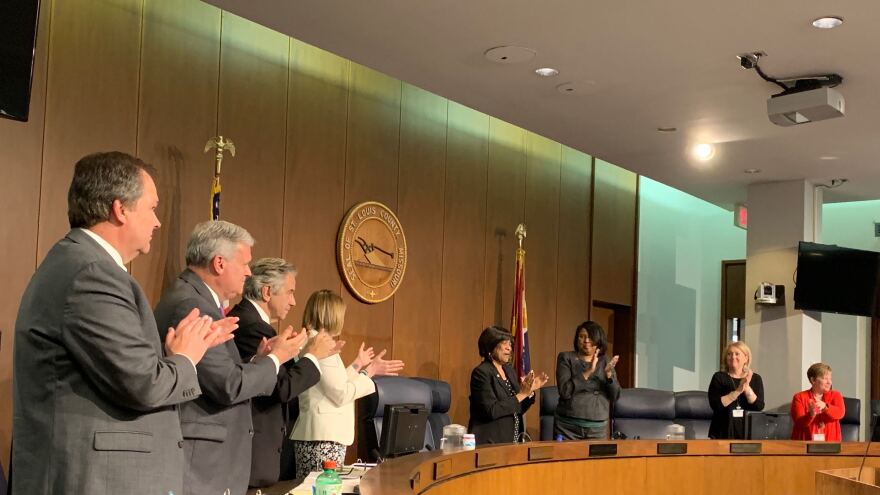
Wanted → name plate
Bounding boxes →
[806,443,841,454]
[729,442,762,454]
[528,446,554,461]
[433,459,452,480]
[410,472,421,491]
[657,443,688,455]
[589,443,618,457]
[476,450,499,467]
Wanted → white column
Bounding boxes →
[744,180,822,409]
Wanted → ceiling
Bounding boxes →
[204,0,880,208]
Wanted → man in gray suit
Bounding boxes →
[154,221,337,495]
[12,152,236,494]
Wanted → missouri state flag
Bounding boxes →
[210,174,221,220]
[510,245,531,380]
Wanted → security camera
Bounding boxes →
[738,53,760,70]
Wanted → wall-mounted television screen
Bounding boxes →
[794,241,880,317]
[0,0,41,122]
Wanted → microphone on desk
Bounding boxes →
[857,414,878,481]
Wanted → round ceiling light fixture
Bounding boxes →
[657,127,677,133]
[812,16,843,29]
[692,143,716,161]
[535,67,559,77]
[484,46,537,64]
[744,168,762,174]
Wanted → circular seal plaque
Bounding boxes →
[337,201,408,303]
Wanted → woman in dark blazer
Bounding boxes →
[554,321,620,440]
[468,326,549,445]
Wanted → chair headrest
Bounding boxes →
[613,388,676,419]
[843,396,861,425]
[363,376,432,419]
[674,390,713,419]
[412,378,451,414]
[539,386,559,416]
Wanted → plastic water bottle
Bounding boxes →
[314,460,343,495]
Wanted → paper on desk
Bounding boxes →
[287,465,373,495]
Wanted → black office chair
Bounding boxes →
[360,376,434,462]
[538,386,559,440]
[841,396,861,442]
[412,377,452,449]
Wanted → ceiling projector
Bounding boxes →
[767,86,845,126]
[738,52,844,127]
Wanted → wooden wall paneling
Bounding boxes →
[340,63,401,364]
[439,102,489,426]
[646,456,705,495]
[590,159,637,306]
[522,132,561,439]
[391,83,448,379]
[130,0,221,302]
[281,41,350,332]
[37,0,143,261]
[0,0,52,475]
[702,456,763,495]
[555,147,592,357]
[215,12,289,261]
[764,456,864,495]
[481,118,526,330]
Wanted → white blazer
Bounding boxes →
[290,332,376,445]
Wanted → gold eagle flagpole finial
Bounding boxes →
[204,136,236,220]
[515,223,527,249]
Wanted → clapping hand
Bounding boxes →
[604,355,620,378]
[207,316,239,347]
[352,342,375,371]
[364,349,405,377]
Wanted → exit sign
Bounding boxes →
[734,204,748,230]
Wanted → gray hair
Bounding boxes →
[67,151,156,229]
[243,258,298,301]
[185,220,255,268]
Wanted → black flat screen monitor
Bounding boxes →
[379,403,428,458]
[745,412,791,440]
[0,0,41,121]
[794,241,880,317]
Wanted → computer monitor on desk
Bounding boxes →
[379,403,429,458]
[745,411,791,440]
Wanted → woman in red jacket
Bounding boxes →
[790,362,845,441]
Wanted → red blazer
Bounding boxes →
[790,389,845,441]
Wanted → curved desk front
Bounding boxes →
[359,440,880,495]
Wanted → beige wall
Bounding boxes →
[0,0,638,472]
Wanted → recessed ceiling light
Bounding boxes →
[484,46,537,64]
[535,67,559,77]
[812,16,843,29]
[744,168,762,174]
[555,81,596,95]
[657,127,677,133]
[692,143,715,161]
[819,155,839,160]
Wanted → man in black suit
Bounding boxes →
[229,258,322,487]
[154,221,336,495]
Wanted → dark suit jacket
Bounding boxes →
[229,299,320,488]
[468,360,535,445]
[12,229,200,494]
[154,269,278,495]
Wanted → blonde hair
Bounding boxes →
[721,341,752,372]
[807,362,832,381]
[301,289,346,336]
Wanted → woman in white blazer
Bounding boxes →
[290,289,404,478]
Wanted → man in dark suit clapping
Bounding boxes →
[12,152,234,494]
[153,222,337,495]
[229,258,323,488]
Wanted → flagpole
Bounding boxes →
[204,136,236,220]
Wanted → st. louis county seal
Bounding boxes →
[337,201,408,303]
